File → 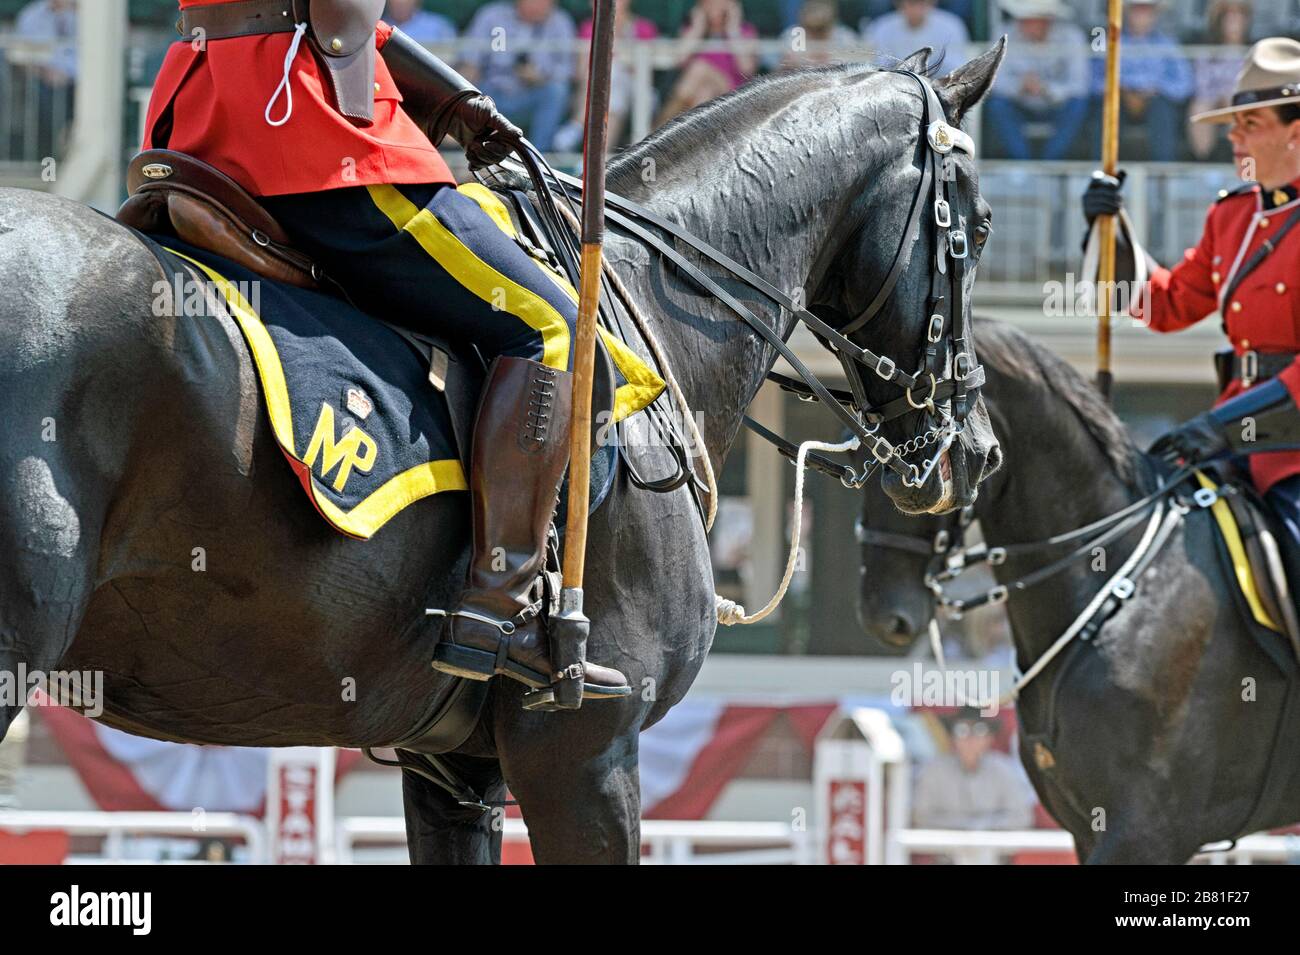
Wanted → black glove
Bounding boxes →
[1082,169,1127,225]
[436,93,522,170]
[1148,413,1229,465]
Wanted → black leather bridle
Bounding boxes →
[498,69,984,488]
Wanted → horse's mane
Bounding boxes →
[607,58,942,194]
[973,319,1145,490]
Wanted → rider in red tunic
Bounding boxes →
[142,0,631,706]
[1083,38,1300,535]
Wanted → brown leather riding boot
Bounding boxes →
[431,357,631,701]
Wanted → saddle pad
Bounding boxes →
[1196,471,1283,634]
[158,239,467,541]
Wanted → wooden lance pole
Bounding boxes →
[541,0,617,710]
[1096,0,1123,400]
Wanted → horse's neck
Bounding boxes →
[605,80,869,466]
[977,378,1148,664]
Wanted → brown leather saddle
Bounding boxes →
[117,149,328,290]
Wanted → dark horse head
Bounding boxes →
[611,41,1008,517]
[810,44,1006,514]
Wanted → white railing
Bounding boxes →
[891,828,1300,865]
[5,809,1296,865]
[336,815,812,865]
[0,809,267,863]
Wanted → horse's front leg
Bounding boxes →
[496,695,643,864]
[400,752,507,865]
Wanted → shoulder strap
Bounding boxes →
[1221,205,1300,311]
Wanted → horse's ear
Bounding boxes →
[896,47,931,74]
[936,36,1007,125]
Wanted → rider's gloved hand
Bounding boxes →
[1082,169,1127,225]
[1148,413,1229,465]
[436,93,522,170]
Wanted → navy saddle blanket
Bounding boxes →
[153,237,634,539]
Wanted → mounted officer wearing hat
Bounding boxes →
[1082,37,1300,536]
[141,0,636,704]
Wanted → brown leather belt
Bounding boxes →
[178,0,298,40]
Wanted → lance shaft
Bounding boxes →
[1096,0,1122,400]
[562,0,616,590]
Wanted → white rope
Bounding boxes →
[1081,207,1149,316]
[265,22,308,128]
[928,618,946,669]
[715,434,860,626]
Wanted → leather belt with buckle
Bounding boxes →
[1232,350,1298,388]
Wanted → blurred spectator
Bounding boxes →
[770,0,857,72]
[0,710,29,810]
[554,0,658,154]
[655,0,759,127]
[913,709,1035,830]
[14,0,77,159]
[382,0,456,44]
[856,0,975,34]
[461,0,575,151]
[1090,0,1194,162]
[861,0,969,76]
[1187,0,1253,161]
[984,0,1088,160]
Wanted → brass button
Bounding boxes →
[1242,339,1251,348]
[1231,301,1243,312]
[1278,282,1288,294]
[1260,217,1271,228]
[331,37,343,52]
[374,82,381,92]
[1212,271,1221,283]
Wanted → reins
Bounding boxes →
[860,463,1230,708]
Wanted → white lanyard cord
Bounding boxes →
[265,22,309,128]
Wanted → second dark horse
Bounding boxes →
[857,320,1300,864]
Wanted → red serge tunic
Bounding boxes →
[143,0,454,196]
[1132,177,1300,493]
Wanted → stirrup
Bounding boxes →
[426,608,631,705]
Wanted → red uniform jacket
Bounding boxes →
[143,0,454,196]
[1132,177,1300,493]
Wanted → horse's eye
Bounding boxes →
[975,222,992,246]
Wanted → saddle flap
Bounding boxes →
[1202,470,1300,663]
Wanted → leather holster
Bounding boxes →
[293,0,386,127]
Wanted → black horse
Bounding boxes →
[0,48,1004,863]
[856,319,1300,864]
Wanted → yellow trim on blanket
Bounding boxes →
[599,326,665,423]
[311,459,467,539]
[169,250,298,455]
[366,183,663,422]
[167,247,467,541]
[366,183,570,370]
[1196,471,1281,633]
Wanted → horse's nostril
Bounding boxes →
[984,444,1003,478]
[889,614,913,638]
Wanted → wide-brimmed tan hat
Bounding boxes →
[1192,37,1300,123]
[1000,0,1072,18]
